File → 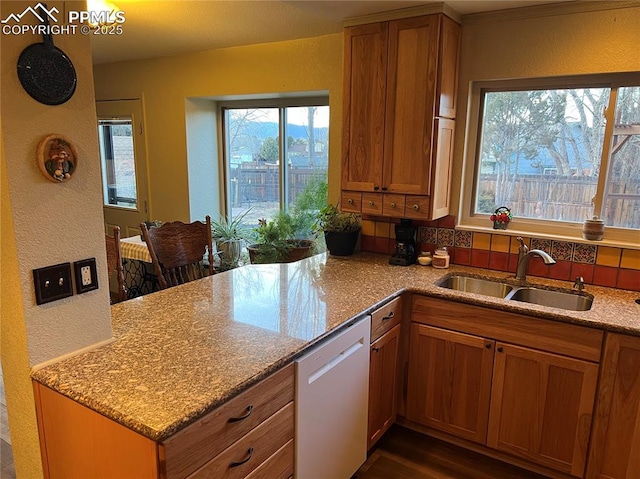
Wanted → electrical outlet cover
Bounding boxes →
[74,258,98,294]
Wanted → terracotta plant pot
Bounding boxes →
[247,240,315,264]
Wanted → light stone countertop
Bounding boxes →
[31,253,640,441]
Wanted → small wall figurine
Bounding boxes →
[37,134,78,183]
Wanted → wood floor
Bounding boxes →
[356,425,549,479]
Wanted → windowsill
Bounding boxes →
[455,224,640,250]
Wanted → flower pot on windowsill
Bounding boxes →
[493,221,509,230]
[247,240,315,264]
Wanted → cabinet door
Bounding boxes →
[383,15,439,195]
[437,15,461,119]
[368,324,401,449]
[587,333,640,479]
[406,324,494,444]
[429,118,455,219]
[342,23,387,192]
[488,343,598,477]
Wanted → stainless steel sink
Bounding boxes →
[438,275,513,298]
[506,287,593,311]
[437,274,593,312]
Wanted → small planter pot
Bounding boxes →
[324,230,360,256]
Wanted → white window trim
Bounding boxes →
[458,72,640,249]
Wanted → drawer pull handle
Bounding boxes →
[227,405,253,423]
[390,202,396,208]
[412,204,419,210]
[368,201,374,206]
[382,311,394,321]
[347,198,353,205]
[229,447,254,468]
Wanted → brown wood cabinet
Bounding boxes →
[368,324,401,449]
[587,333,640,479]
[487,343,598,477]
[33,364,295,479]
[406,295,603,478]
[341,14,460,220]
[406,324,494,445]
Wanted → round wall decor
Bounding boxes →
[37,134,78,183]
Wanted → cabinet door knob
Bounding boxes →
[374,185,380,191]
[390,202,396,208]
[412,204,420,210]
[485,343,492,349]
[347,198,353,205]
[497,346,504,353]
[372,347,380,353]
[368,201,374,206]
[382,186,388,191]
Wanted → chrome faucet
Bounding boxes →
[515,237,556,281]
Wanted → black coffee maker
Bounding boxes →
[389,219,418,266]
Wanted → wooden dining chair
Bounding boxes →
[105,226,127,303]
[140,216,214,290]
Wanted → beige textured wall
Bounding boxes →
[1,1,113,477]
[451,4,640,214]
[93,33,344,222]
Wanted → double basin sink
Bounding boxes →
[438,274,593,312]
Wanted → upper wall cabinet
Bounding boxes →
[341,14,460,220]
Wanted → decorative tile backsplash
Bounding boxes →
[360,214,640,292]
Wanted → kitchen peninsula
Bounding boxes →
[32,253,640,478]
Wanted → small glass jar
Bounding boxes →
[432,247,450,269]
[418,251,432,266]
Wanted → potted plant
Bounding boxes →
[314,204,361,256]
[247,211,315,264]
[211,209,252,270]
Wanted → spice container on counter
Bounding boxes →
[432,247,450,269]
[582,216,605,241]
[417,251,432,266]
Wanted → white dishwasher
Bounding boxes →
[295,316,371,479]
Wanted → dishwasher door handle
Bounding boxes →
[307,338,364,385]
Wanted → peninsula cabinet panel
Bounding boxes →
[342,22,388,192]
[406,324,494,444]
[587,333,640,479]
[368,324,401,449]
[487,343,598,477]
[33,382,159,479]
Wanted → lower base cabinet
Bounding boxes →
[406,296,603,478]
[34,364,294,479]
[587,333,640,479]
[368,324,401,449]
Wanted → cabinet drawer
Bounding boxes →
[187,402,294,479]
[371,296,402,342]
[341,191,362,213]
[411,296,603,362]
[244,439,293,479]
[362,193,383,215]
[404,196,430,219]
[162,364,294,479]
[382,194,405,217]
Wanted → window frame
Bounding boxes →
[218,95,329,219]
[458,72,640,248]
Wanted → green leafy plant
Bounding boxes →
[211,209,252,270]
[313,204,361,234]
[249,211,315,264]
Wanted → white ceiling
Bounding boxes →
[90,0,568,64]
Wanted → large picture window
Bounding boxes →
[460,74,639,245]
[221,99,329,225]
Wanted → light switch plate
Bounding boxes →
[74,258,98,294]
[33,263,73,305]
